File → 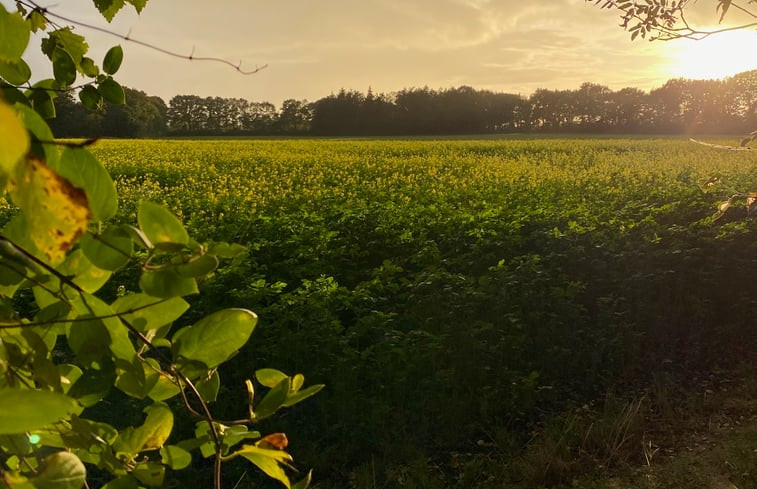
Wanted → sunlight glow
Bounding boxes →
[666,29,757,80]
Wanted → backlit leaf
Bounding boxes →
[235,445,293,489]
[80,226,132,271]
[160,445,191,470]
[0,58,31,84]
[92,0,127,22]
[132,462,165,487]
[138,200,189,247]
[172,308,257,368]
[140,268,199,298]
[78,85,102,110]
[98,77,125,104]
[9,157,91,265]
[52,47,76,85]
[0,102,29,180]
[0,390,80,433]
[31,451,86,489]
[118,403,174,453]
[254,378,290,420]
[41,28,88,65]
[282,384,324,408]
[255,368,288,388]
[111,294,189,332]
[0,4,30,61]
[52,147,118,221]
[103,45,123,74]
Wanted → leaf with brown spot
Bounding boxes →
[9,157,92,264]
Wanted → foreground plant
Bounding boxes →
[0,2,321,488]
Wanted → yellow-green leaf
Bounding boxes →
[0,102,29,181]
[31,452,86,489]
[236,445,293,489]
[0,390,80,434]
[9,157,91,264]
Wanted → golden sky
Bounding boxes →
[12,0,757,105]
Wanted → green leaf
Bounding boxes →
[2,85,27,106]
[67,363,116,407]
[176,254,218,278]
[78,85,102,110]
[115,357,158,399]
[57,249,112,293]
[98,77,125,104]
[254,378,290,420]
[101,476,138,489]
[29,9,46,33]
[173,308,257,369]
[235,445,293,488]
[195,371,220,403]
[126,0,147,13]
[103,45,123,74]
[58,364,83,394]
[71,293,137,363]
[52,47,77,85]
[14,100,54,141]
[138,200,189,247]
[292,470,312,489]
[0,4,30,61]
[93,0,127,22]
[67,317,111,365]
[79,57,99,77]
[207,242,247,258]
[132,462,165,487]
[116,403,174,454]
[112,294,189,332]
[28,87,56,119]
[146,370,181,402]
[0,102,29,180]
[0,390,80,433]
[65,415,118,450]
[282,384,324,408]
[219,426,261,453]
[41,28,88,65]
[0,58,31,84]
[31,451,86,489]
[256,368,288,388]
[0,434,33,456]
[80,227,132,271]
[50,147,118,221]
[159,445,191,470]
[140,268,199,298]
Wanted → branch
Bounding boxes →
[21,0,268,76]
[0,297,175,328]
[0,233,226,488]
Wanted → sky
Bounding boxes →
[10,0,757,106]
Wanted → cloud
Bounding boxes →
[8,0,687,105]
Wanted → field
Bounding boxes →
[80,138,757,487]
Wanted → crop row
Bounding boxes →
[85,138,757,487]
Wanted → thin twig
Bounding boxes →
[0,297,174,328]
[21,0,268,76]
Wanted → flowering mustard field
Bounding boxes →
[86,138,756,487]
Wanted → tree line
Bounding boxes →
[50,70,755,137]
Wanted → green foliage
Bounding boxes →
[0,3,318,489]
[85,137,756,487]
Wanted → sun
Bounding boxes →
[666,29,757,80]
